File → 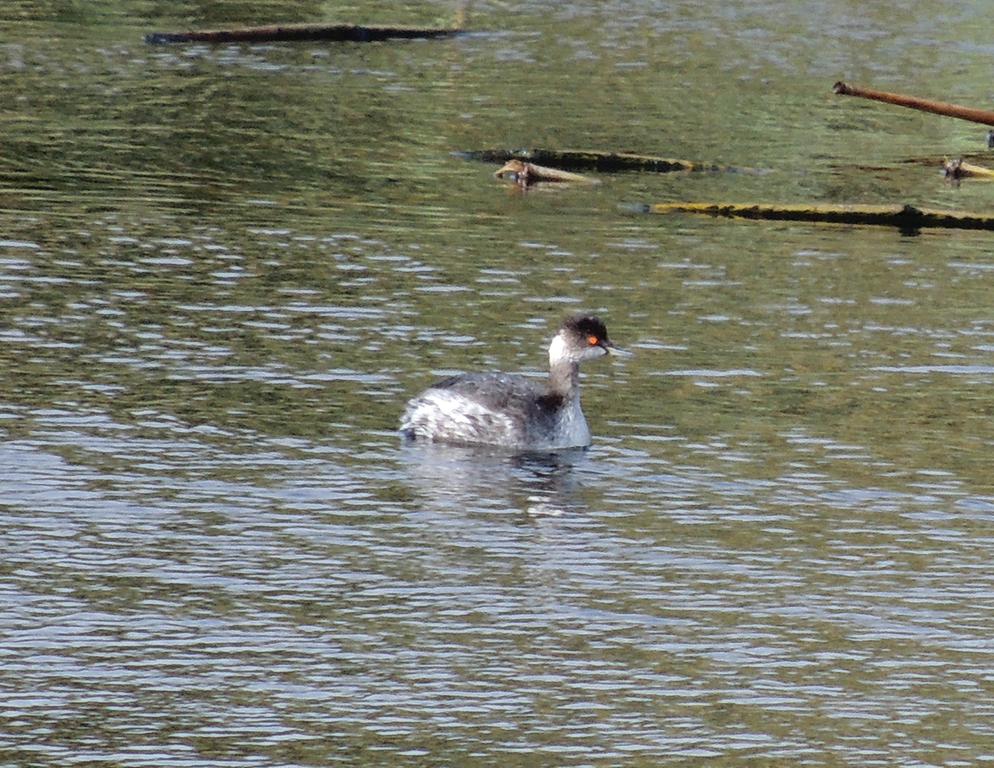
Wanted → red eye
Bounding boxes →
[587,335,599,346]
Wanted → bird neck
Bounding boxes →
[547,360,580,401]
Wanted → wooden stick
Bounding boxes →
[145,23,460,45]
[943,158,994,180]
[833,81,994,127]
[645,201,994,231]
[494,159,598,187]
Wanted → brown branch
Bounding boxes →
[833,81,994,127]
[494,160,598,187]
[943,158,994,180]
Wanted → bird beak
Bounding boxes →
[601,339,630,357]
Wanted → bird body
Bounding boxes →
[400,315,616,450]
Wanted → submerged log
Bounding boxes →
[494,159,597,187]
[833,81,994,127]
[145,23,460,45]
[643,202,994,231]
[459,149,720,173]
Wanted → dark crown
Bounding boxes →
[561,314,609,342]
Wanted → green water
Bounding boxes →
[3,1,994,766]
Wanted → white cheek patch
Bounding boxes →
[547,332,569,366]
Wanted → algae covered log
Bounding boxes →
[145,23,460,45]
[643,202,994,231]
[833,81,994,127]
[459,149,713,173]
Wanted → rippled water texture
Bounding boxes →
[3,1,994,765]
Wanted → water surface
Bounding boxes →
[3,1,994,765]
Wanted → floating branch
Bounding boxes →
[145,23,461,45]
[458,149,729,173]
[944,158,994,180]
[833,81,994,127]
[643,202,994,231]
[494,159,597,187]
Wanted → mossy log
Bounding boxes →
[833,81,994,127]
[145,23,460,45]
[459,149,726,173]
[644,202,994,231]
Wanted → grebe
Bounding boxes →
[400,315,618,450]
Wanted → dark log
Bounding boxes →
[645,201,994,231]
[146,23,460,45]
[458,149,704,173]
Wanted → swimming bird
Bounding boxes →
[400,314,618,449]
